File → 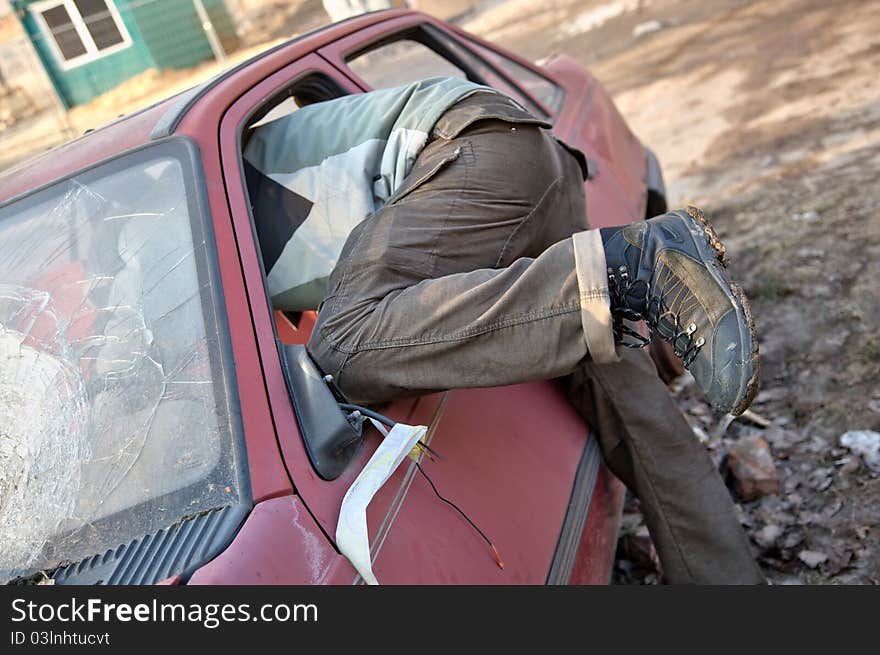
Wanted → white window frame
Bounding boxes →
[30,0,133,71]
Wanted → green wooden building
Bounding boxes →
[11,0,238,108]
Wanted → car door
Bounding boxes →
[217,23,620,584]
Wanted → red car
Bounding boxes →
[0,9,675,585]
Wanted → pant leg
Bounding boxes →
[565,348,765,584]
[308,120,615,402]
[307,118,762,583]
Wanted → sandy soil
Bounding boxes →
[464,0,879,584]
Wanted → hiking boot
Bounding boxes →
[600,206,759,415]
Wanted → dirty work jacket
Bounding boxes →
[243,76,553,311]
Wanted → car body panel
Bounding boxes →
[545,55,648,227]
[0,9,656,585]
[0,102,171,202]
[189,494,349,585]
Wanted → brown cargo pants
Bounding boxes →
[308,112,764,584]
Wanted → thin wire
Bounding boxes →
[415,462,490,545]
[415,462,504,570]
[338,402,443,460]
[337,401,502,569]
[338,402,395,427]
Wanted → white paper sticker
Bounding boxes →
[336,422,427,585]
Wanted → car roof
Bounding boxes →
[0,9,407,204]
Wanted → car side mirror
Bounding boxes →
[279,343,364,480]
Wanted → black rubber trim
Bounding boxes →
[149,85,208,140]
[645,146,668,218]
[52,504,249,585]
[546,436,602,585]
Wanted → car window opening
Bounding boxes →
[345,24,552,120]
[241,72,351,340]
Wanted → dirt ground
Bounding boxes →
[462,0,880,584]
[0,1,331,171]
[2,0,877,583]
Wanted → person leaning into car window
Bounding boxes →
[243,77,764,584]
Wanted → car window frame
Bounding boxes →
[455,33,566,115]
[0,136,251,583]
[218,53,402,543]
[320,15,557,120]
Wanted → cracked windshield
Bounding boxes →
[0,149,241,581]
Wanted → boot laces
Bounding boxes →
[607,265,706,367]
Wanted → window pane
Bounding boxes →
[348,40,466,89]
[346,29,551,119]
[74,0,125,51]
[0,148,242,581]
[431,30,549,118]
[417,27,549,119]
[41,4,87,61]
[465,38,565,114]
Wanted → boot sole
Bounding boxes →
[684,206,760,416]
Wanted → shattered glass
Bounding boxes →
[0,148,242,581]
